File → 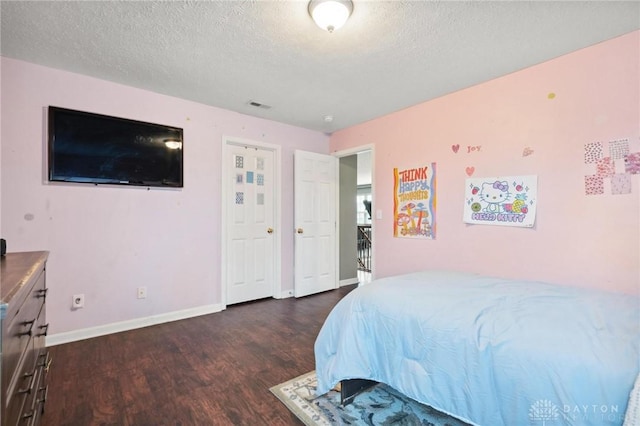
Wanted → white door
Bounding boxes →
[294,150,338,297]
[226,144,276,304]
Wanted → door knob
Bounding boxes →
[296,228,304,234]
[267,228,274,234]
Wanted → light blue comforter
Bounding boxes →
[314,271,640,426]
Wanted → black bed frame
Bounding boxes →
[340,378,378,405]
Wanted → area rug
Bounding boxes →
[270,371,471,426]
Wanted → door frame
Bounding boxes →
[221,136,282,308]
[332,144,376,282]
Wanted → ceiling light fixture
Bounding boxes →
[308,0,353,33]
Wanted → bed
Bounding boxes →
[314,271,640,426]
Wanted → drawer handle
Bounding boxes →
[36,288,49,298]
[22,410,35,420]
[17,370,37,395]
[38,352,52,372]
[18,319,35,337]
[38,385,49,412]
[37,323,50,337]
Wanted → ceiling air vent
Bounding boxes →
[247,100,272,110]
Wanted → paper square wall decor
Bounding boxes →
[611,174,632,195]
[584,175,604,195]
[596,157,615,177]
[584,142,603,164]
[609,139,629,160]
[625,152,640,174]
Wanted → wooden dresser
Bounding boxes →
[1,251,50,426]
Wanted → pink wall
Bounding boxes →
[330,31,640,295]
[1,58,329,335]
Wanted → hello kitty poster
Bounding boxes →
[463,175,537,227]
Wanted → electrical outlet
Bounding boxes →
[137,287,147,299]
[72,294,85,309]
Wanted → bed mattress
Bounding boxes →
[314,271,640,426]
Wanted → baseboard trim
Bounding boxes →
[340,277,359,287]
[278,289,294,299]
[46,303,224,347]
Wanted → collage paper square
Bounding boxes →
[584,142,603,164]
[595,157,615,177]
[611,174,632,195]
[609,139,629,160]
[584,175,604,195]
[625,152,640,174]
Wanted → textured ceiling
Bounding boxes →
[1,1,639,133]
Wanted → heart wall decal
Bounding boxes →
[451,144,460,153]
[465,166,475,176]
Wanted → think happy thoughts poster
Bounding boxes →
[463,175,537,227]
[393,163,436,239]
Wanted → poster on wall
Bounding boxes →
[463,175,538,227]
[393,163,436,239]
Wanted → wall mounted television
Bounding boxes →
[48,106,183,188]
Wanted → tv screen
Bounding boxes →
[48,106,183,188]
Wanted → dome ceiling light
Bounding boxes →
[308,0,354,33]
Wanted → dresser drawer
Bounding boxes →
[4,346,38,426]
[19,365,43,426]
[1,251,49,426]
[25,352,49,426]
[2,269,45,404]
[33,303,48,354]
[4,388,28,426]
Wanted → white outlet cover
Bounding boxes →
[137,287,147,299]
[72,294,84,308]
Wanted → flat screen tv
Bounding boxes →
[48,106,183,188]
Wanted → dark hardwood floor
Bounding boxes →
[42,285,356,426]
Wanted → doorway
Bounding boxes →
[336,146,374,286]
